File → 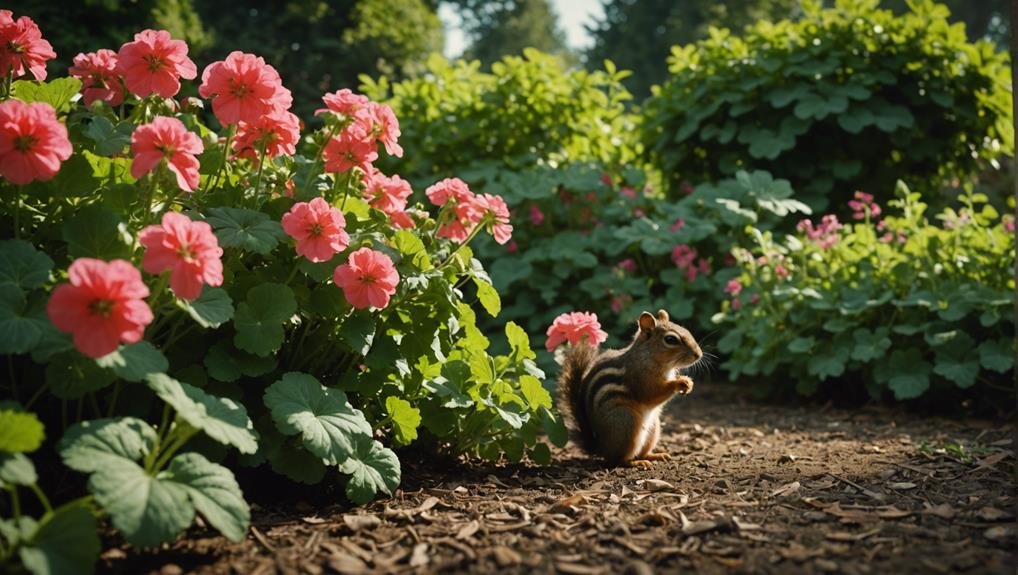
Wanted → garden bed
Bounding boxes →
[104,382,1016,574]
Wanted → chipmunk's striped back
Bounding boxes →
[557,345,629,455]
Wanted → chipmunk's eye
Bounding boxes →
[664,335,680,346]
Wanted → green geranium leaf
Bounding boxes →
[96,342,169,382]
[541,410,568,448]
[338,436,401,504]
[879,349,932,399]
[339,310,376,355]
[203,341,277,383]
[164,453,249,542]
[46,352,116,399]
[850,328,892,362]
[263,372,373,464]
[787,337,814,353]
[58,417,156,473]
[205,207,285,255]
[89,457,193,548]
[933,356,980,389]
[978,339,1014,373]
[505,321,535,361]
[234,283,296,357]
[0,452,37,486]
[19,501,100,575]
[384,396,421,445]
[0,289,49,355]
[179,287,234,328]
[393,230,432,270]
[0,410,45,453]
[265,434,327,485]
[84,115,134,156]
[0,239,53,290]
[62,205,132,259]
[806,345,848,380]
[474,277,501,317]
[519,375,552,410]
[13,78,82,113]
[146,374,258,454]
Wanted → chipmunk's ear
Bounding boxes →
[657,309,669,323]
[638,311,656,333]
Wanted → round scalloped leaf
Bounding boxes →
[46,352,117,399]
[179,287,234,329]
[233,283,296,357]
[89,457,193,548]
[205,207,285,255]
[58,417,157,473]
[978,339,1014,373]
[164,453,250,542]
[0,453,37,486]
[0,409,45,453]
[263,372,372,464]
[19,501,100,575]
[0,287,50,355]
[146,374,258,454]
[0,239,53,291]
[95,342,169,382]
[384,396,421,446]
[338,436,401,504]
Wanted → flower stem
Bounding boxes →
[253,142,268,194]
[28,483,52,514]
[439,219,487,269]
[209,124,236,192]
[301,126,336,197]
[1,71,13,100]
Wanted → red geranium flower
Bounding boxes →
[333,247,399,310]
[0,11,55,81]
[47,258,153,358]
[138,212,224,300]
[116,29,197,98]
[131,116,204,192]
[232,109,300,161]
[0,100,72,185]
[68,49,126,107]
[281,197,350,263]
[316,88,370,118]
[323,124,377,173]
[199,51,292,126]
[361,167,414,228]
[545,311,608,352]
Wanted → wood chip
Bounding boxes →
[984,525,1016,542]
[923,503,955,519]
[679,511,723,535]
[326,554,369,575]
[825,528,880,542]
[456,519,481,540]
[976,507,1014,522]
[771,481,801,498]
[415,496,440,513]
[342,514,381,531]
[636,478,674,492]
[491,545,522,567]
[555,562,605,574]
[887,482,916,490]
[409,543,429,567]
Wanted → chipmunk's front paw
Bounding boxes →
[642,451,671,461]
[669,375,694,394]
[625,459,655,468]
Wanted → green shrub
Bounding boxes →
[361,50,640,188]
[714,182,1015,403]
[642,0,1014,212]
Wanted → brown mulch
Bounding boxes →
[105,383,1017,575]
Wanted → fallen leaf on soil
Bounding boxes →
[923,503,956,519]
[302,516,327,525]
[556,562,604,574]
[887,482,916,490]
[456,520,480,540]
[636,478,675,491]
[976,507,1014,522]
[342,514,381,531]
[491,545,522,567]
[732,516,762,531]
[551,493,588,513]
[825,528,880,542]
[327,553,369,574]
[414,496,440,514]
[409,543,429,567]
[771,481,801,497]
[875,507,912,519]
[679,511,724,535]
[984,525,1016,542]
[778,542,823,562]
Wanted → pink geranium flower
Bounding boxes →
[116,29,197,98]
[47,258,153,358]
[427,178,485,242]
[323,124,377,173]
[848,190,881,220]
[724,279,742,296]
[0,100,72,185]
[426,178,473,207]
[475,193,513,244]
[199,51,291,126]
[0,11,55,81]
[316,88,370,118]
[671,244,697,269]
[545,311,608,351]
[281,197,350,262]
[366,102,403,157]
[362,168,415,228]
[232,109,300,161]
[69,49,126,107]
[529,205,545,226]
[138,212,223,300]
[333,248,399,309]
[670,217,686,232]
[131,116,204,192]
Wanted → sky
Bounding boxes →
[438,0,605,58]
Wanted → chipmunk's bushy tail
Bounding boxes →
[556,344,598,454]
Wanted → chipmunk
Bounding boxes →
[557,309,702,467]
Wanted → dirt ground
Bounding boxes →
[105,382,1017,575]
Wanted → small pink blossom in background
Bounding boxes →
[475,193,513,244]
[670,217,686,232]
[116,29,196,98]
[680,181,695,196]
[697,258,710,275]
[775,265,790,279]
[1003,216,1015,233]
[529,204,545,226]
[725,279,742,296]
[600,172,612,186]
[848,190,881,220]
[366,102,403,157]
[671,244,697,269]
[0,100,72,185]
[199,51,292,126]
[69,49,126,107]
[876,220,888,231]
[131,116,203,192]
[585,192,598,203]
[0,11,55,81]
[362,168,415,229]
[232,109,300,161]
[138,212,223,300]
[506,240,518,253]
[333,247,399,309]
[731,298,742,311]
[427,178,483,243]
[317,88,370,117]
[46,258,153,358]
[943,212,972,230]
[323,124,377,173]
[880,232,893,243]
[633,208,646,218]
[281,197,350,263]
[797,214,842,249]
[610,294,633,314]
[684,265,698,282]
[749,294,760,305]
[724,253,737,267]
[545,311,608,351]
[620,186,637,199]
[617,258,637,273]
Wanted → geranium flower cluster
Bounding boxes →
[848,191,881,220]
[316,88,402,173]
[426,177,513,245]
[545,311,609,351]
[796,214,843,249]
[0,10,55,81]
[670,244,711,281]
